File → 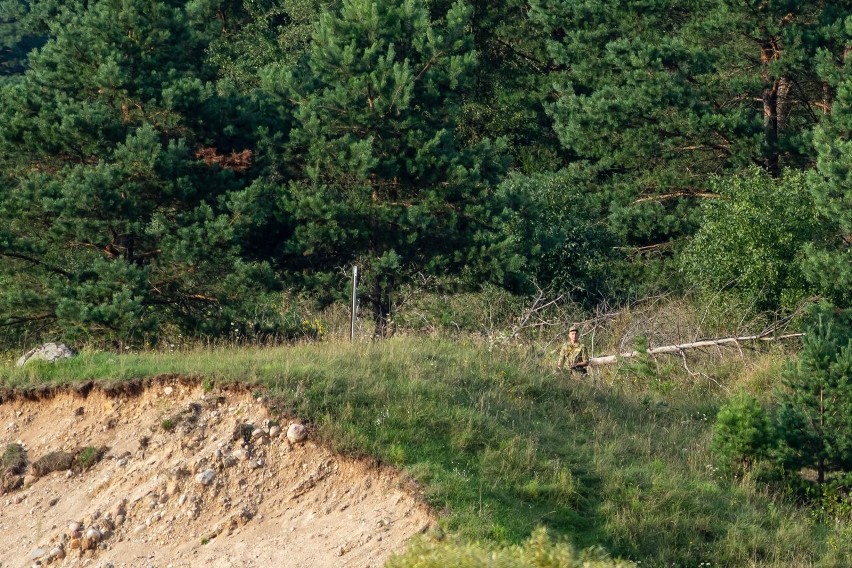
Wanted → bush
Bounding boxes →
[711,393,775,474]
[680,168,822,311]
[1,443,27,475]
[75,445,106,470]
[31,451,75,477]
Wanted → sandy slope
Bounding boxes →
[0,380,433,567]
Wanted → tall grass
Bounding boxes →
[0,335,844,566]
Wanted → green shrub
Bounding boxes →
[387,528,635,568]
[75,446,106,470]
[711,393,775,473]
[1,443,27,475]
[680,168,822,311]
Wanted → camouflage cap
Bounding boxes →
[568,325,579,333]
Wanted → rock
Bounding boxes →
[68,521,82,538]
[68,538,82,550]
[48,546,66,560]
[111,499,127,517]
[163,386,174,396]
[195,469,215,486]
[287,423,308,444]
[30,547,47,559]
[269,425,282,438]
[16,343,76,367]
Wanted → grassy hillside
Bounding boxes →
[2,337,849,566]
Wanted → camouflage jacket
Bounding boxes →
[557,341,588,370]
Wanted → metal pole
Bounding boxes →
[350,265,358,342]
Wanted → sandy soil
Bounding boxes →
[0,380,433,568]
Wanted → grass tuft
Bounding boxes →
[75,445,107,470]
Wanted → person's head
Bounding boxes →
[568,326,579,342]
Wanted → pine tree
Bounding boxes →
[806,45,852,307]
[0,0,271,344]
[204,0,328,91]
[776,304,852,484]
[259,0,514,337]
[530,0,851,292]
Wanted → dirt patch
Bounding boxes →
[0,381,433,567]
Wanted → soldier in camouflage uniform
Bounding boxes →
[557,326,589,375]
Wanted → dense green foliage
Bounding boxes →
[256,0,514,335]
[806,53,852,307]
[681,168,821,309]
[0,0,282,344]
[2,0,851,343]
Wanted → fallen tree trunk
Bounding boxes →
[589,333,803,366]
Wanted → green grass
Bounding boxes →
[1,337,848,566]
[76,445,105,470]
[1,443,26,474]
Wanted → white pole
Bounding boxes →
[350,266,358,342]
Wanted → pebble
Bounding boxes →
[195,469,215,486]
[287,423,308,444]
[269,425,282,438]
[68,521,82,538]
[30,547,46,559]
[163,386,174,396]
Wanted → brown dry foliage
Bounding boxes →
[31,451,75,477]
[195,147,253,172]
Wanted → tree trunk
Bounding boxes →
[818,386,825,484]
[371,274,394,339]
[761,39,781,178]
[587,333,803,366]
[776,76,791,131]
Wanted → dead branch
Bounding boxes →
[589,332,803,366]
[633,191,719,204]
